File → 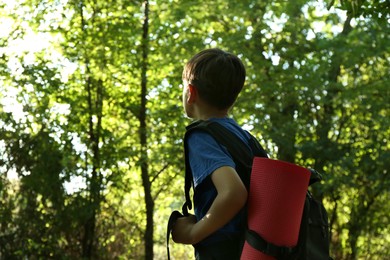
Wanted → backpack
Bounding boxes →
[167,120,332,260]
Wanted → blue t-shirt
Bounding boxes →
[186,117,251,245]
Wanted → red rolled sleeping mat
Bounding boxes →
[240,158,311,260]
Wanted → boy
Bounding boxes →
[172,48,254,259]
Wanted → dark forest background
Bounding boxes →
[0,0,389,259]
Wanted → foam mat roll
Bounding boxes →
[240,158,310,260]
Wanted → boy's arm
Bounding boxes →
[172,166,247,244]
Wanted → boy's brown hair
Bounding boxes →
[182,48,246,110]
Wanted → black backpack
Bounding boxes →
[167,120,332,260]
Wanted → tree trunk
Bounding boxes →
[315,13,353,260]
[79,2,104,255]
[83,75,103,259]
[139,1,154,259]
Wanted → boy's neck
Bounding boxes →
[193,104,229,120]
[197,113,228,121]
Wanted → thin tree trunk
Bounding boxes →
[314,13,353,260]
[83,77,103,258]
[314,15,352,171]
[79,2,104,257]
[139,1,154,259]
[82,76,104,259]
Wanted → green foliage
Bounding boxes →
[0,0,388,259]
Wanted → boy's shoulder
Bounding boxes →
[186,118,250,145]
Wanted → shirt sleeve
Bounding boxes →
[187,131,236,188]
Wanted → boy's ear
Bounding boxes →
[187,84,197,104]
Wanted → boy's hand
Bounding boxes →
[171,214,197,244]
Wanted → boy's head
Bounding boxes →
[182,48,246,111]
